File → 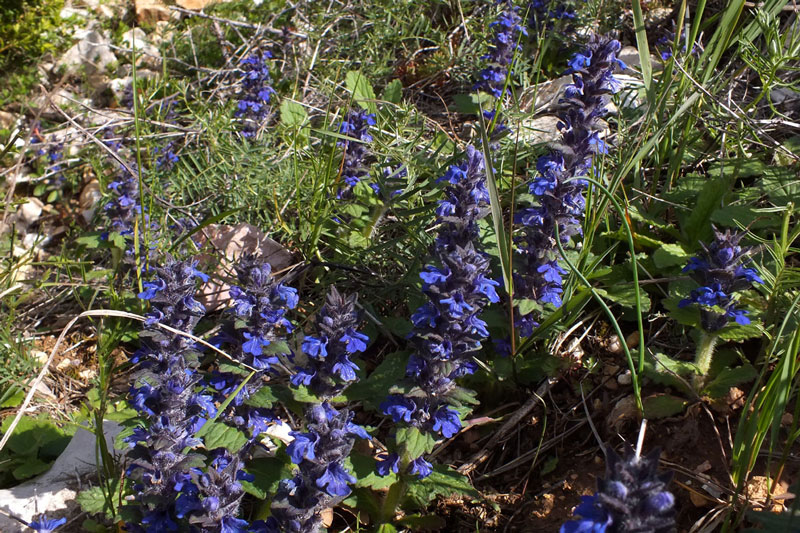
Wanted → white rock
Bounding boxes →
[17,198,44,227]
[57,22,117,76]
[59,7,89,19]
[519,115,561,145]
[194,223,294,311]
[121,28,162,69]
[0,421,122,532]
[617,370,632,386]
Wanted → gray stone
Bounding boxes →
[57,22,117,76]
[0,421,122,532]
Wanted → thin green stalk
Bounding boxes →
[573,176,647,375]
[554,230,642,411]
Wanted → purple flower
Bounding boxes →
[376,452,400,477]
[27,516,67,533]
[316,462,358,497]
[680,227,762,332]
[408,456,434,479]
[292,287,368,399]
[515,36,625,332]
[235,53,276,138]
[336,110,376,198]
[561,448,674,533]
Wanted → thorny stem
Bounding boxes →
[693,332,719,391]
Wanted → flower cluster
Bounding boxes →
[336,109,376,198]
[209,255,297,437]
[561,448,675,533]
[154,142,179,170]
[679,227,763,332]
[514,35,625,337]
[172,449,257,533]
[292,286,369,398]
[270,403,369,532]
[655,31,702,61]
[380,145,499,477]
[124,257,216,531]
[528,0,576,30]
[235,53,277,138]
[475,1,528,99]
[270,288,370,532]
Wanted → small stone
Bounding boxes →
[520,115,562,145]
[0,110,18,129]
[695,460,712,473]
[782,413,794,427]
[80,179,102,224]
[60,7,90,19]
[607,334,623,354]
[18,198,44,226]
[31,350,49,365]
[626,330,640,349]
[135,0,172,24]
[617,370,632,386]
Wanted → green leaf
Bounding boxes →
[77,485,116,516]
[396,427,436,459]
[1,416,72,457]
[643,394,688,419]
[653,243,690,269]
[12,457,51,479]
[514,298,541,317]
[404,464,480,508]
[760,166,799,205]
[217,362,250,376]
[241,456,293,499]
[76,232,105,249]
[290,384,319,404]
[345,70,377,113]
[245,385,277,408]
[540,455,558,476]
[452,93,491,114]
[383,79,402,104]
[704,365,757,398]
[345,351,409,409]
[200,421,248,452]
[351,453,397,490]
[684,177,729,245]
[719,323,762,341]
[280,99,307,128]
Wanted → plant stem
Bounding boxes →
[693,332,719,390]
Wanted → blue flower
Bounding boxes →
[287,431,319,463]
[515,36,625,331]
[408,456,434,479]
[680,228,763,332]
[376,452,400,476]
[27,516,67,533]
[381,395,417,423]
[235,53,276,138]
[431,407,462,438]
[561,448,675,533]
[341,328,369,353]
[336,110,376,197]
[292,288,369,399]
[560,496,611,533]
[316,462,357,497]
